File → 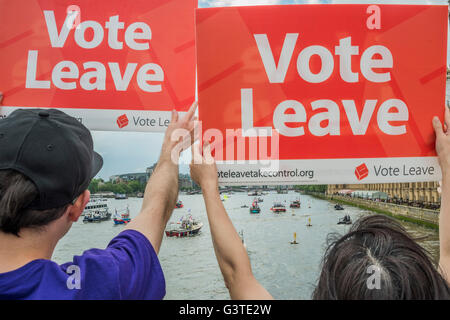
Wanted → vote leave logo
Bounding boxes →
[355,163,369,181]
[117,114,129,129]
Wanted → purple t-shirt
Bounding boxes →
[0,230,165,300]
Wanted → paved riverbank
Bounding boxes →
[307,192,439,229]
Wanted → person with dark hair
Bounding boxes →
[312,214,450,299]
[190,107,450,300]
[0,95,197,299]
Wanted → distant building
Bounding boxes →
[111,162,194,189]
[109,175,121,183]
[111,172,148,184]
[327,182,441,208]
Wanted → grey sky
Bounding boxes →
[93,0,450,181]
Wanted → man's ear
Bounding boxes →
[68,190,91,222]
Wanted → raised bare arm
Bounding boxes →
[433,106,450,281]
[125,102,197,253]
[190,143,273,300]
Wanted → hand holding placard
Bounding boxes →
[434,108,450,177]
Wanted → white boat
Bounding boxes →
[83,199,111,222]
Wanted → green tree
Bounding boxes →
[128,181,141,193]
[295,185,327,193]
[88,179,100,194]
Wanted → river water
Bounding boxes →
[52,191,440,300]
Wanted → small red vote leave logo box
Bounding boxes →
[117,114,129,129]
[355,163,369,181]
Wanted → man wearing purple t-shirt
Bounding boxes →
[0,92,197,300]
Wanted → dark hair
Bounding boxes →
[0,170,68,236]
[313,214,450,300]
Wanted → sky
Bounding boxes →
[92,0,450,181]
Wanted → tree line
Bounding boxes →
[88,177,328,196]
[88,179,146,195]
[294,185,327,193]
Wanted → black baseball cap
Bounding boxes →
[0,109,103,210]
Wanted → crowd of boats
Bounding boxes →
[244,193,352,226]
[82,191,352,238]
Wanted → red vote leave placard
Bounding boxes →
[196,4,448,185]
[0,0,197,131]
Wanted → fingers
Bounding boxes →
[433,116,445,138]
[203,141,211,156]
[170,109,179,124]
[182,101,198,122]
[177,117,199,154]
[203,141,215,165]
[191,142,203,164]
[190,117,200,145]
[190,140,215,165]
[445,106,450,132]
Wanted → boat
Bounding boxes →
[82,199,111,222]
[115,193,128,200]
[338,215,352,225]
[241,205,249,208]
[175,200,184,209]
[334,204,344,210]
[249,201,261,214]
[271,202,286,213]
[257,197,264,203]
[165,215,203,237]
[248,190,258,196]
[290,199,301,208]
[90,194,109,201]
[136,192,144,198]
[113,207,131,225]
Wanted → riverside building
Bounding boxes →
[327,182,441,209]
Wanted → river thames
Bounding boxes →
[51,191,440,300]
